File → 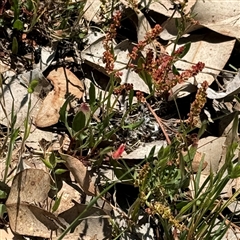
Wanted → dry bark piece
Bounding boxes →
[59,152,97,196]
[35,67,84,128]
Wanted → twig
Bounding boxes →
[146,102,171,145]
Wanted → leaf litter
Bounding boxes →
[0,0,240,239]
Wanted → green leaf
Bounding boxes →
[137,57,153,93]
[79,32,87,39]
[49,152,57,168]
[28,79,39,93]
[54,168,68,175]
[25,0,34,11]
[128,89,134,107]
[146,146,156,160]
[72,111,86,132]
[178,42,191,59]
[230,164,240,179]
[99,146,113,155]
[13,19,24,30]
[172,65,179,75]
[0,204,7,218]
[42,159,53,169]
[12,37,18,54]
[110,159,133,183]
[52,193,63,212]
[59,94,74,123]
[59,94,74,136]
[89,82,96,107]
[0,190,7,199]
[122,119,144,130]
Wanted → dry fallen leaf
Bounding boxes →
[81,37,150,93]
[7,203,65,238]
[35,67,84,128]
[5,169,63,238]
[207,70,240,100]
[59,152,97,196]
[0,70,42,128]
[56,202,111,240]
[198,136,226,175]
[167,32,235,99]
[191,151,207,173]
[124,0,196,18]
[192,0,240,38]
[83,0,102,23]
[122,141,167,159]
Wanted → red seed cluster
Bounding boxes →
[113,83,133,95]
[187,80,208,127]
[129,24,163,61]
[103,11,122,73]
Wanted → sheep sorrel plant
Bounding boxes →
[83,5,238,240]
[1,0,239,239]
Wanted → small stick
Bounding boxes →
[146,101,171,145]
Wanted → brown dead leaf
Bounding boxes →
[6,169,50,204]
[192,0,240,38]
[7,202,65,238]
[54,181,81,214]
[35,67,84,128]
[123,0,196,18]
[56,202,111,240]
[137,11,151,42]
[191,151,207,173]
[5,169,63,238]
[167,32,235,99]
[83,0,102,23]
[59,152,97,196]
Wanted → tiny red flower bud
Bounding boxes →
[112,144,125,160]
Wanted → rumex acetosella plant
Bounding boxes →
[100,8,218,239]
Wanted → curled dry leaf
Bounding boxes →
[121,0,196,18]
[167,32,235,99]
[59,152,97,196]
[56,202,111,240]
[191,151,207,173]
[192,0,240,38]
[81,36,150,93]
[6,169,64,238]
[35,67,84,128]
[83,0,102,23]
